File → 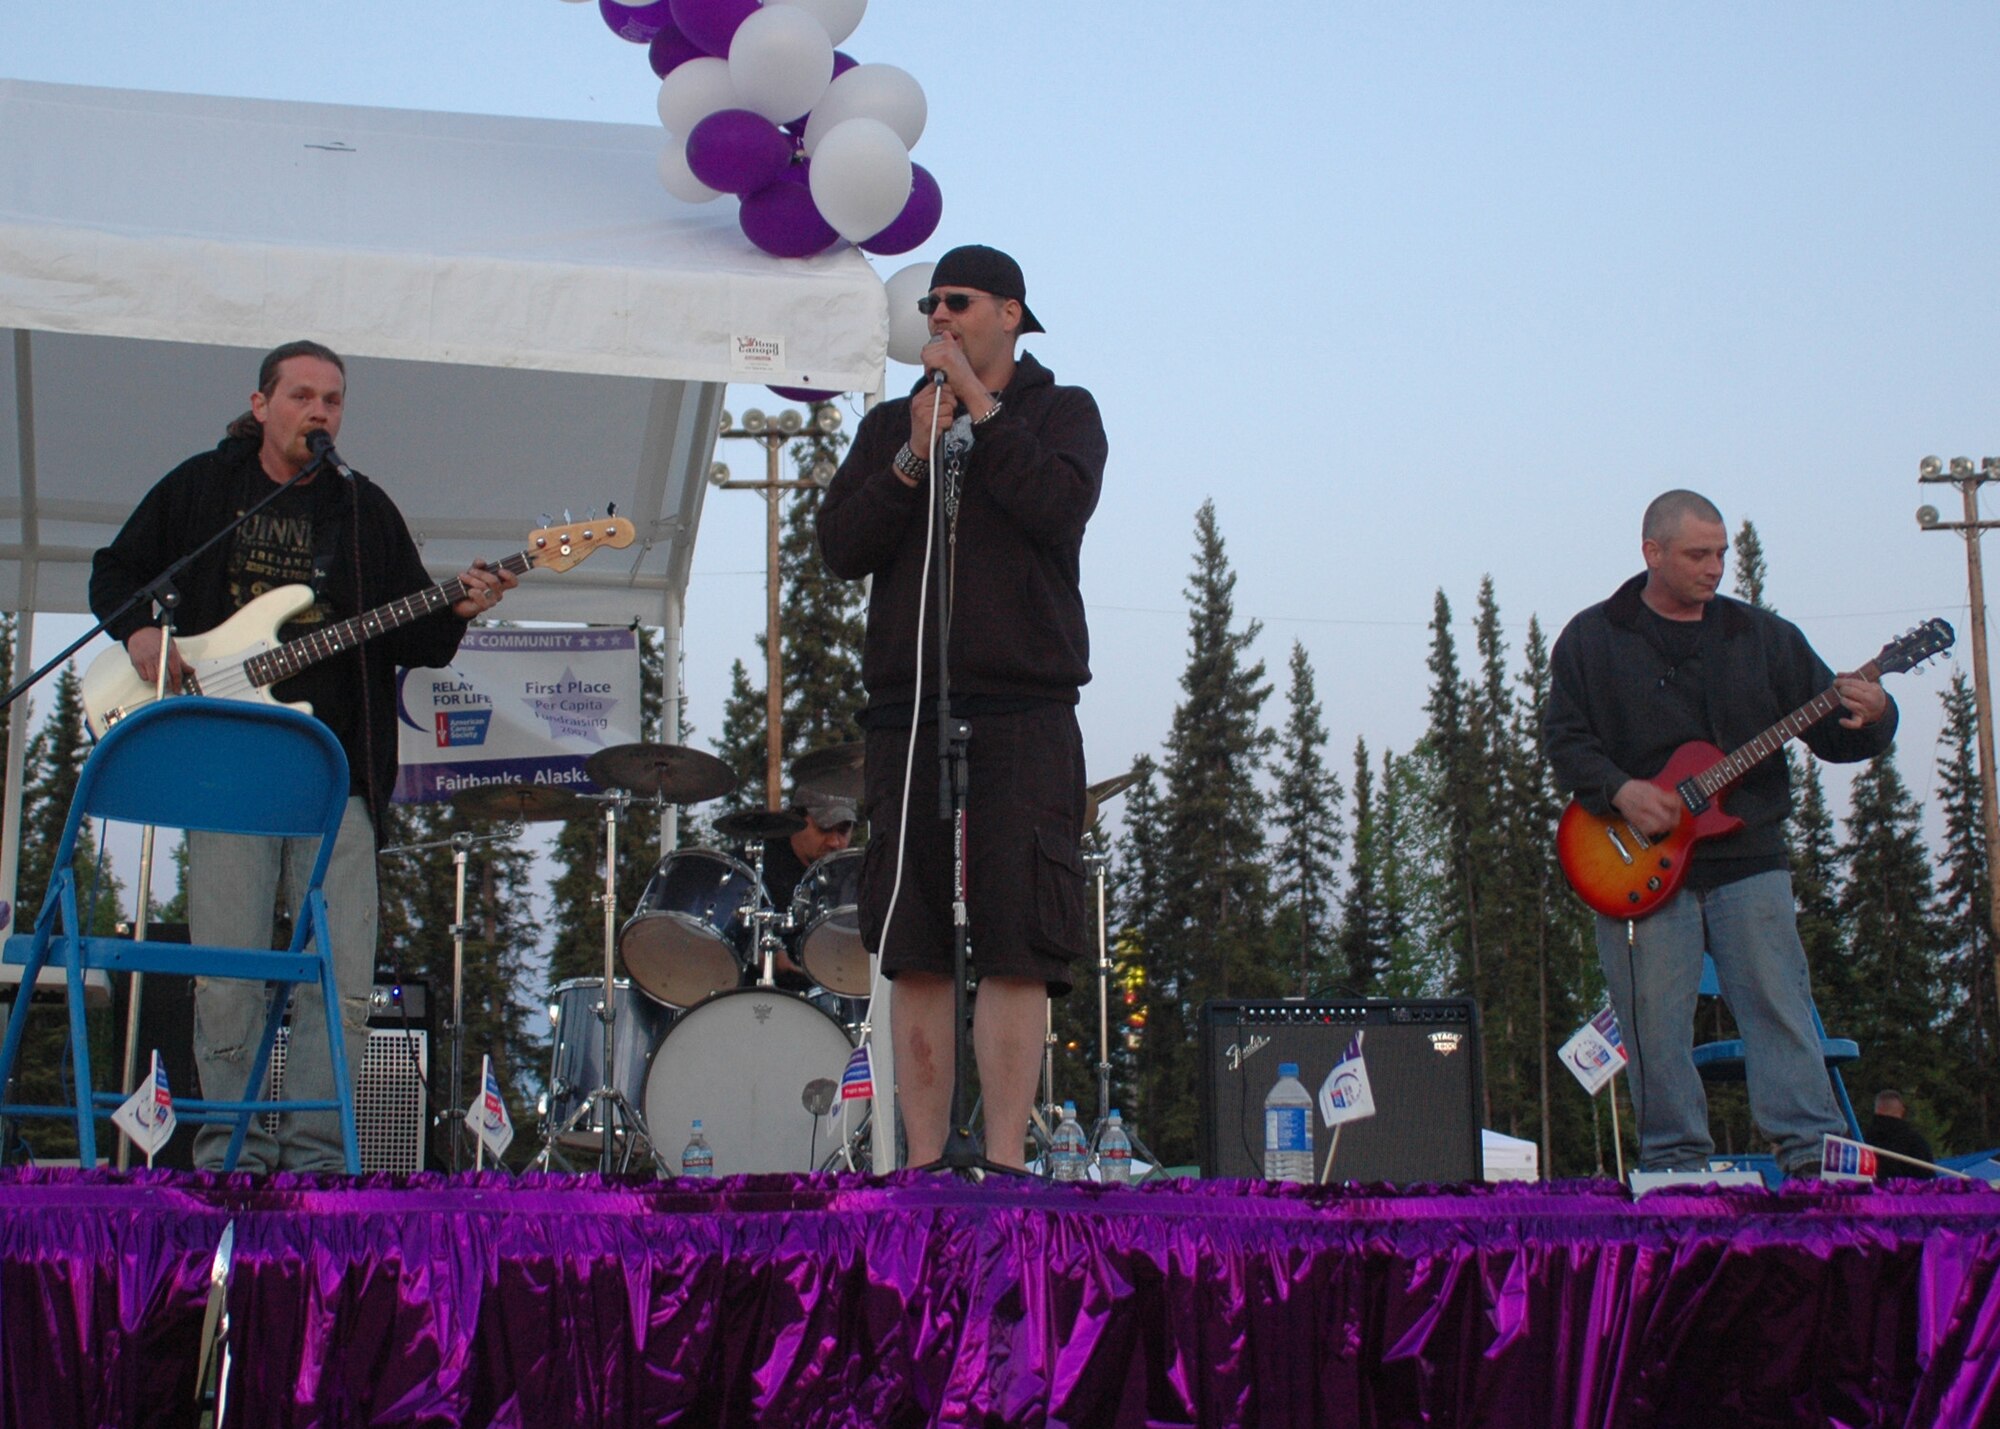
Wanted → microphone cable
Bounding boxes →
[849,371,949,1155]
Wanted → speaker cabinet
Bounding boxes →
[1198,998,1484,1184]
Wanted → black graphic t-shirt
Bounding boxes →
[223,467,365,793]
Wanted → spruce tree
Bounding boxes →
[6,663,126,1159]
[1934,671,1995,1143]
[1271,642,1343,996]
[1336,738,1389,994]
[1141,502,1276,1164]
[1836,750,1945,1124]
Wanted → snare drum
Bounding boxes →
[619,848,761,1007]
[789,847,871,997]
[544,977,673,1149]
[642,987,856,1175]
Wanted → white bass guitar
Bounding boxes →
[82,516,635,738]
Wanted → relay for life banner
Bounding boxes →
[393,627,642,803]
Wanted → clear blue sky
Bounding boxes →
[4,2,1993,849]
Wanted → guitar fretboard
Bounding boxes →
[1686,658,1885,801]
[242,548,536,688]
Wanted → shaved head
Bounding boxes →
[1643,490,1724,545]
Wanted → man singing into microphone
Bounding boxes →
[90,339,515,1172]
[818,245,1108,1171]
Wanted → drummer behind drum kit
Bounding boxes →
[527,739,875,1176]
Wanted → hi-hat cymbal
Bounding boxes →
[1084,768,1145,830]
[585,742,738,803]
[713,808,807,843]
[452,782,587,823]
[791,741,865,803]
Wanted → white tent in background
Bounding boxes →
[0,78,888,905]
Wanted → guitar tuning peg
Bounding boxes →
[563,508,573,524]
[540,512,553,528]
[606,500,618,518]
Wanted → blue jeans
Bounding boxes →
[1595,870,1843,1173]
[187,796,376,1172]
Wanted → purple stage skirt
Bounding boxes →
[2,1169,1999,1427]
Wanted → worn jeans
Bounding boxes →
[187,796,376,1172]
[1595,870,1843,1173]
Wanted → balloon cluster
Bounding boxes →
[589,0,941,264]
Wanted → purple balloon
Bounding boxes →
[686,110,792,196]
[768,384,841,401]
[831,50,859,80]
[648,20,704,77]
[600,0,676,44]
[668,0,758,57]
[860,164,943,256]
[740,175,840,258]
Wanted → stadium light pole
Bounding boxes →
[712,403,843,808]
[1917,455,2000,1008]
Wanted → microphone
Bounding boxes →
[304,428,355,480]
[931,367,948,387]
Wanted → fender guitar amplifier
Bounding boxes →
[1198,998,1484,1184]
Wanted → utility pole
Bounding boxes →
[712,403,843,808]
[1918,455,2000,1005]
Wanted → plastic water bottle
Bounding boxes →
[1051,1101,1088,1183]
[1097,1108,1133,1185]
[1264,1062,1314,1182]
[681,1119,713,1179]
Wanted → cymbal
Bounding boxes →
[1084,768,1145,829]
[452,782,587,822]
[713,808,807,843]
[790,741,866,803]
[585,742,738,803]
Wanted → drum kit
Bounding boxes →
[411,734,1144,1178]
[508,738,876,1176]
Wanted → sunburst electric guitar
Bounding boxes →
[1555,617,1955,920]
[82,515,636,738]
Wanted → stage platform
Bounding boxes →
[3,1168,1999,1428]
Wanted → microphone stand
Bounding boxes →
[915,427,1023,1181]
[0,449,336,1165]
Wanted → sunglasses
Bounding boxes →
[916,292,986,316]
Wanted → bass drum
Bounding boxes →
[643,987,855,1176]
[619,849,761,1008]
[544,977,674,1149]
[789,847,872,997]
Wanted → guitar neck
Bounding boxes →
[1688,657,1884,800]
[243,548,535,688]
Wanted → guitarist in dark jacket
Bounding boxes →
[1544,489,1894,1178]
[89,340,514,1171]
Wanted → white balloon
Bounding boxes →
[766,0,866,47]
[656,57,738,136]
[802,64,926,156]
[727,6,834,124]
[808,118,912,243]
[657,138,723,204]
[883,260,936,367]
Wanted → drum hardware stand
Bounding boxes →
[561,789,662,1174]
[378,823,521,1170]
[1082,841,1162,1181]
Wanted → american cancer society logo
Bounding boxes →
[435,709,493,747]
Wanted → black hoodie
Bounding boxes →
[816,353,1106,712]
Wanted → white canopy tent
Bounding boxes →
[0,81,892,1129]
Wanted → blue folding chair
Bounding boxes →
[0,697,360,1171]
[1694,952,1863,1141]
